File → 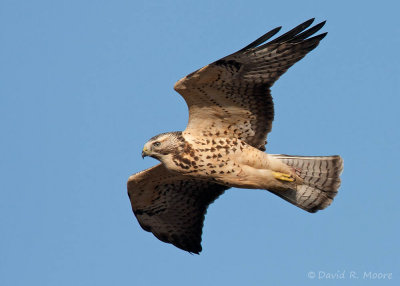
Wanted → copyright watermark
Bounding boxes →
[307,270,393,280]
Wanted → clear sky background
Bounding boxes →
[1,0,399,285]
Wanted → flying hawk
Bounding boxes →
[128,19,343,254]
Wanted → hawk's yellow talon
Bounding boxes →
[272,171,294,182]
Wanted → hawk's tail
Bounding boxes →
[270,154,343,213]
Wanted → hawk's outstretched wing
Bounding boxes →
[174,19,326,151]
[127,164,229,254]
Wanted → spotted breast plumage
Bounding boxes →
[128,19,343,254]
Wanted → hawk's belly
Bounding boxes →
[164,136,292,190]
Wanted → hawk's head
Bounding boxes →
[142,132,184,160]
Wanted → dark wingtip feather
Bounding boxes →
[300,18,316,29]
[178,243,201,254]
[239,26,282,51]
[238,19,327,54]
[308,31,328,42]
[291,20,326,42]
[267,18,315,45]
[299,32,328,52]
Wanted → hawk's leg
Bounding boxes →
[272,171,294,182]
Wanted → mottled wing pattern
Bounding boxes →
[127,164,229,254]
[174,19,327,150]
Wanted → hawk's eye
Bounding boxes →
[153,141,161,147]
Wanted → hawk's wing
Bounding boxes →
[127,164,229,254]
[174,19,327,151]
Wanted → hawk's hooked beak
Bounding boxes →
[142,147,149,159]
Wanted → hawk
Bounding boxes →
[128,19,343,254]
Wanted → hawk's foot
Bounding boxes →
[272,171,294,182]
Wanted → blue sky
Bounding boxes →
[1,0,399,285]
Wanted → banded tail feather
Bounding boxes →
[270,155,343,213]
